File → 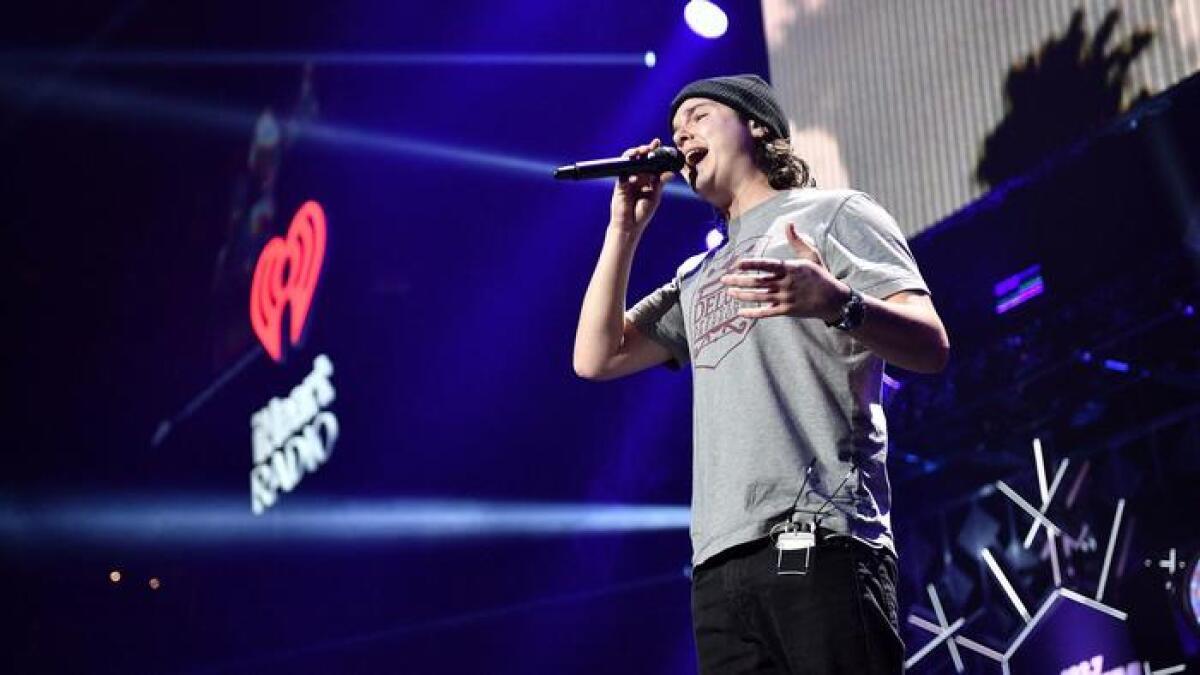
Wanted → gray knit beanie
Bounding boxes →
[669,74,790,139]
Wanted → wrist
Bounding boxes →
[824,285,865,331]
[821,283,852,324]
[607,220,645,239]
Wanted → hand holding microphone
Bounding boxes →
[553,142,684,180]
[571,138,678,234]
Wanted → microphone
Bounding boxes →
[553,147,684,180]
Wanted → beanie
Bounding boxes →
[669,74,790,140]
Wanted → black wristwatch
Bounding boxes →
[825,288,865,332]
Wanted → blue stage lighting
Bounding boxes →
[644,50,657,68]
[1102,359,1130,373]
[0,497,690,545]
[993,264,1044,315]
[684,1,729,39]
[0,50,653,68]
[0,73,701,200]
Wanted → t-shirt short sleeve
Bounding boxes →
[626,277,691,369]
[822,194,930,300]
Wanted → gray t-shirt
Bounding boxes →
[627,188,929,565]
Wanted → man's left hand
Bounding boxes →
[720,223,850,321]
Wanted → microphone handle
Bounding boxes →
[553,148,682,180]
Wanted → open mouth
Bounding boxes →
[684,148,708,190]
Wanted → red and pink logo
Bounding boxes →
[249,200,327,362]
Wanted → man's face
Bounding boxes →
[671,97,758,203]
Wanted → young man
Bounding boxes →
[573,74,949,674]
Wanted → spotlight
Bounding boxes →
[644,50,657,68]
[705,228,724,250]
[109,569,121,583]
[684,1,728,39]
[148,577,161,591]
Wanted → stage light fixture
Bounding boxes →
[644,50,657,68]
[109,570,121,583]
[705,228,724,251]
[684,1,728,39]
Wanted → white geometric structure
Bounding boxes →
[904,439,1189,673]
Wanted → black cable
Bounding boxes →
[786,457,819,520]
[810,464,858,529]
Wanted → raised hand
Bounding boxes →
[609,138,676,233]
[720,223,851,321]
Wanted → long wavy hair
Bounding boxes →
[710,118,816,225]
[751,125,816,190]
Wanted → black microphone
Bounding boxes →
[553,147,684,180]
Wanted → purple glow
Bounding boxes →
[1102,359,1130,373]
[994,264,1045,314]
[995,279,1045,314]
[994,264,1041,297]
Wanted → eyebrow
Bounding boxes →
[672,101,712,133]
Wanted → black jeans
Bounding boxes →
[691,535,905,675]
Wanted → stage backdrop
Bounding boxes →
[762,0,1200,235]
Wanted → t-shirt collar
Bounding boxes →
[725,189,789,242]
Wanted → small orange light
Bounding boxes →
[148,577,161,590]
[109,570,121,583]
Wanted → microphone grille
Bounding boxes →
[655,146,685,171]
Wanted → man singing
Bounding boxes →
[573,74,948,674]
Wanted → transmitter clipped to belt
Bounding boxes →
[769,515,817,575]
[769,457,859,575]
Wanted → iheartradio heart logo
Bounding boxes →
[250,201,327,362]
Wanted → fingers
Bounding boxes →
[786,223,825,266]
[736,304,789,319]
[722,284,786,320]
[619,138,667,186]
[730,258,789,276]
[722,286,791,318]
[721,272,783,289]
[623,172,662,189]
[726,288,780,304]
[621,138,662,159]
[721,267,796,316]
[716,230,832,320]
